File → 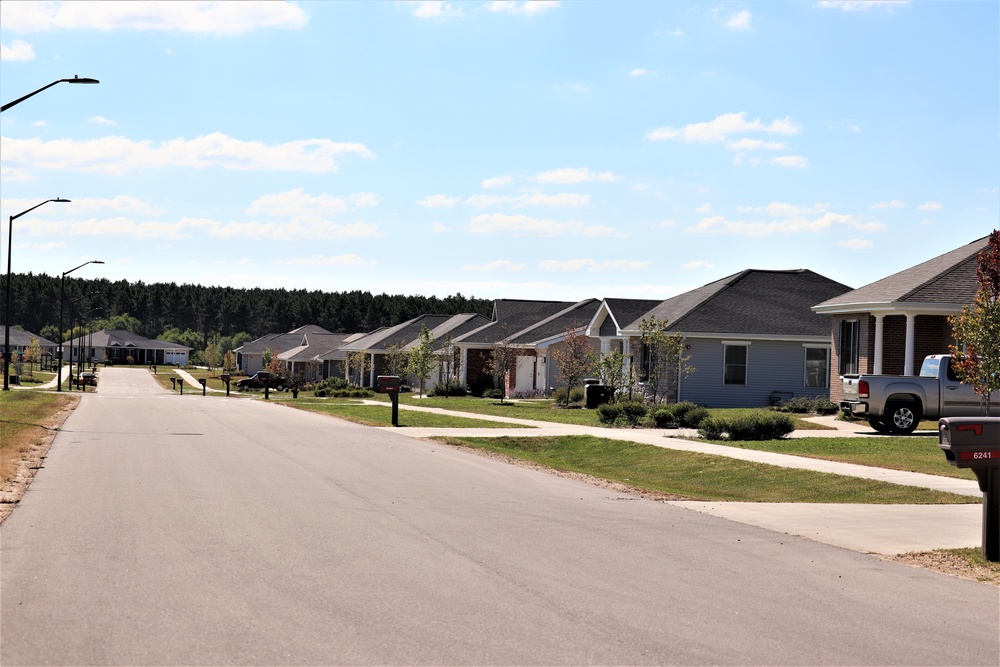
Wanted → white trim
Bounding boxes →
[721,340,752,346]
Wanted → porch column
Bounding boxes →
[873,314,885,375]
[460,347,468,385]
[369,352,376,387]
[904,313,916,376]
[600,338,610,354]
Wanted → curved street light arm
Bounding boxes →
[2,76,100,113]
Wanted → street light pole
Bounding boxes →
[4,199,71,391]
[58,260,104,391]
[1,76,100,112]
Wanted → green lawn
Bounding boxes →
[281,399,531,428]
[706,435,977,480]
[436,434,977,504]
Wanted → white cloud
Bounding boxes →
[629,68,652,77]
[87,116,116,126]
[726,10,752,30]
[818,1,910,12]
[695,203,713,214]
[685,207,884,237]
[2,0,309,34]
[417,194,460,208]
[727,138,786,151]
[407,1,463,18]
[482,175,513,188]
[431,222,451,234]
[462,259,526,271]
[838,239,873,250]
[918,201,943,211]
[872,200,905,209]
[286,254,375,268]
[1,194,162,217]
[466,193,589,208]
[647,112,801,143]
[469,213,614,238]
[681,260,714,270]
[245,189,377,219]
[487,1,560,16]
[15,240,67,251]
[1,133,374,176]
[771,155,808,168]
[535,167,620,184]
[0,39,35,61]
[538,258,651,272]
[655,219,676,228]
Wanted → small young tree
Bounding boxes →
[551,326,598,406]
[639,316,695,404]
[202,340,222,371]
[597,349,638,402]
[262,347,273,370]
[266,347,287,377]
[27,336,42,377]
[485,326,515,404]
[407,325,435,398]
[223,349,237,374]
[949,229,1000,414]
[436,333,459,398]
[384,340,410,383]
[346,349,371,386]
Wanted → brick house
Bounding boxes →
[812,235,991,403]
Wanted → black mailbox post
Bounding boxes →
[939,417,1000,561]
[258,371,271,400]
[170,377,176,390]
[151,364,157,375]
[378,375,401,426]
[221,373,231,396]
[199,377,207,396]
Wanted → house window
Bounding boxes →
[839,320,859,375]
[804,346,830,388]
[723,344,748,386]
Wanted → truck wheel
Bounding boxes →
[275,383,284,392]
[867,416,889,433]
[885,402,920,434]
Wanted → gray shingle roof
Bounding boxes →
[0,327,57,348]
[623,269,851,337]
[64,329,192,351]
[455,300,579,345]
[814,235,989,311]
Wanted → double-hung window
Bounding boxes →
[723,343,748,386]
[804,346,830,388]
[839,320,859,375]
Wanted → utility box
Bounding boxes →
[585,384,613,409]
[939,417,1000,562]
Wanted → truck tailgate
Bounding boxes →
[842,375,861,402]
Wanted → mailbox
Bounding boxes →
[940,417,1000,562]
[198,378,207,386]
[939,418,1000,470]
[220,374,231,383]
[585,384,613,409]
[378,375,401,393]
[257,371,270,382]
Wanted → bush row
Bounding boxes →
[314,387,375,398]
[774,395,838,415]
[697,412,795,440]
[650,401,710,428]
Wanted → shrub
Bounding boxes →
[597,400,648,426]
[511,389,544,399]
[650,402,708,428]
[316,376,349,391]
[697,410,795,441]
[429,383,469,397]
[552,386,586,403]
[775,395,839,415]
[482,388,504,399]
[682,406,710,428]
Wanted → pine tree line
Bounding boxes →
[8,272,492,348]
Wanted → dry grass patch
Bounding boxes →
[887,548,1000,586]
[0,391,79,522]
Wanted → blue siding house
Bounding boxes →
[588,269,852,408]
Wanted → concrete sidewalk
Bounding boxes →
[363,400,983,556]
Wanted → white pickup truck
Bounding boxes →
[841,354,999,434]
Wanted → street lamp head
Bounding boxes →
[53,198,71,203]
[93,260,105,265]
[65,76,100,85]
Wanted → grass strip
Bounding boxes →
[435,434,977,504]
[704,436,977,481]
[283,400,532,428]
[0,391,77,487]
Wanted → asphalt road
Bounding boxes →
[2,368,998,666]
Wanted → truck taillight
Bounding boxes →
[859,380,869,399]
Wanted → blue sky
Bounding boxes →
[1,1,997,305]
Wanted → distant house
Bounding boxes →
[594,270,852,407]
[235,325,335,375]
[0,326,57,369]
[812,235,991,403]
[454,299,602,396]
[339,314,490,387]
[63,329,192,366]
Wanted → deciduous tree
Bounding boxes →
[639,316,695,404]
[407,325,435,398]
[551,326,598,406]
[950,229,1000,413]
